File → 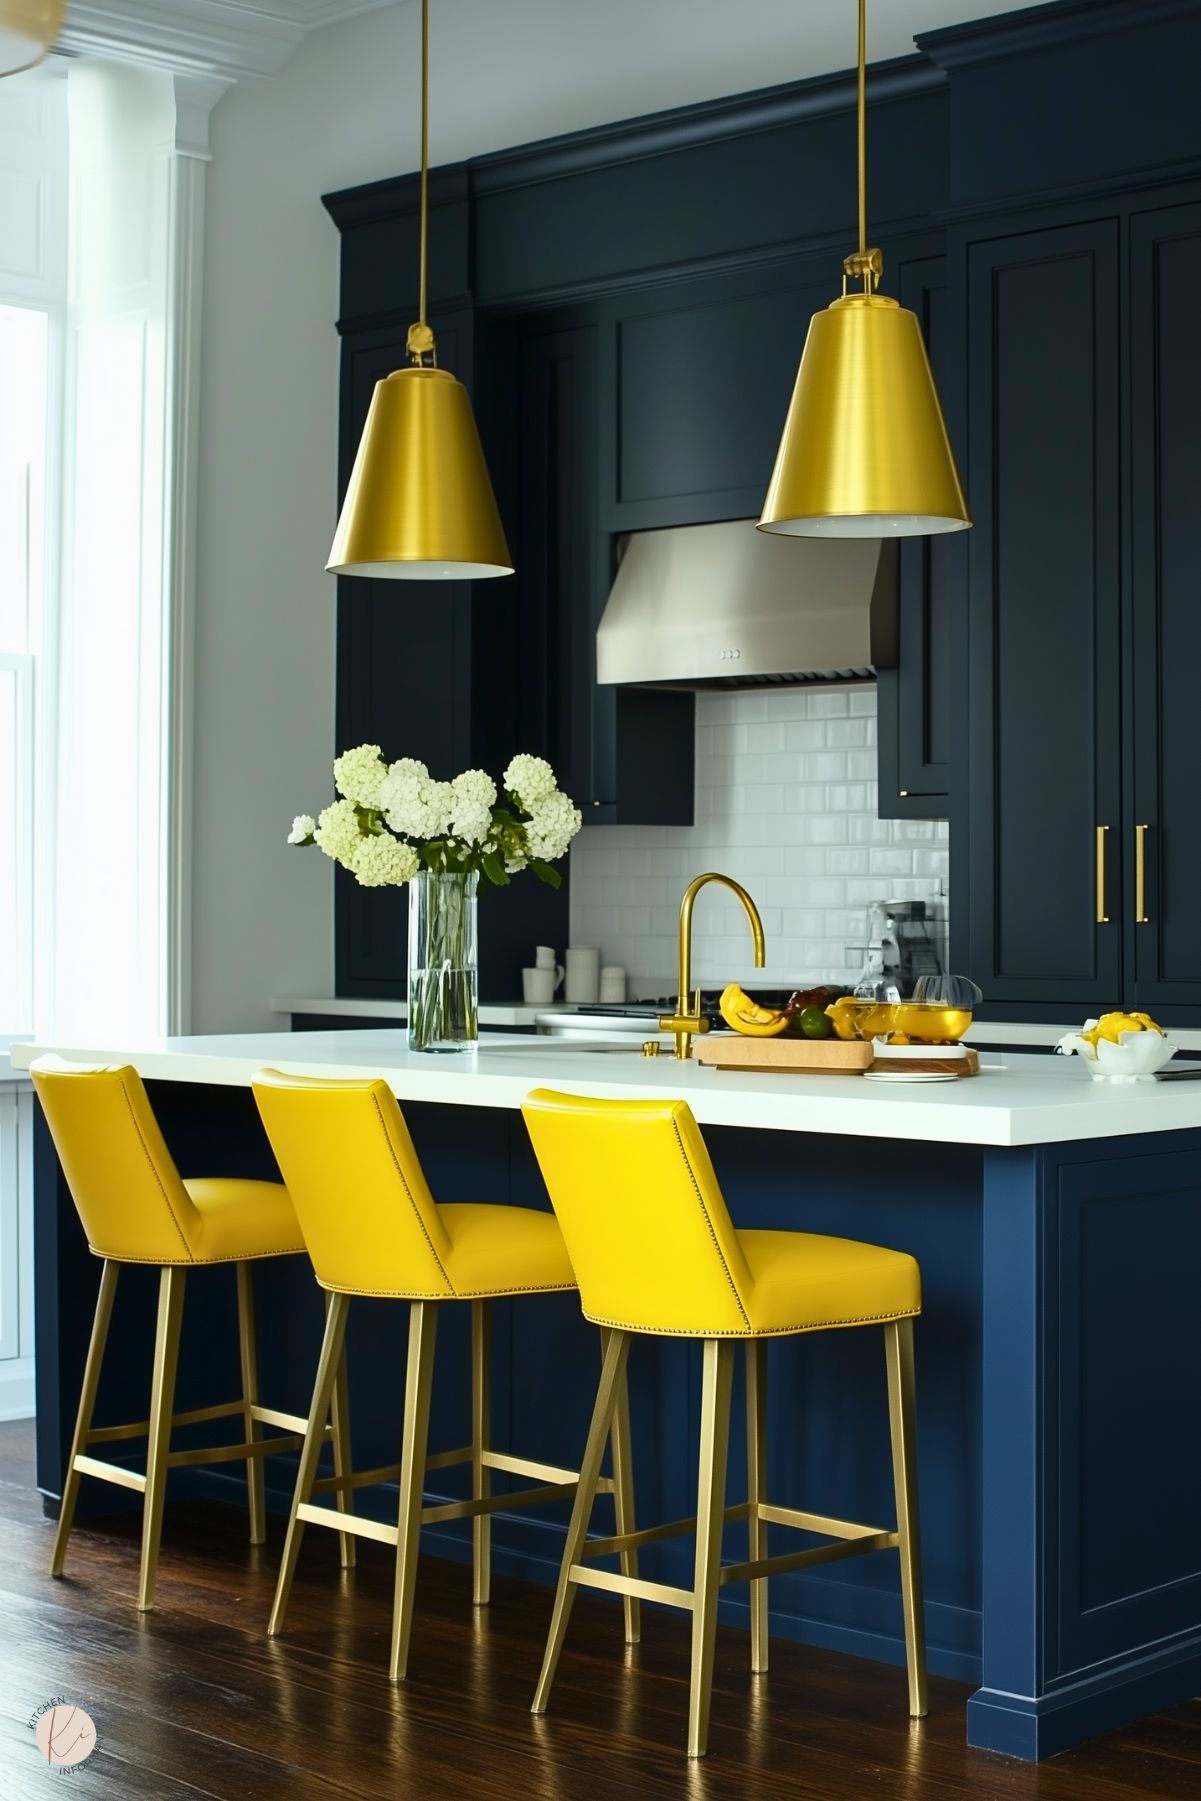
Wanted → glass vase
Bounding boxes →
[407,869,479,1053]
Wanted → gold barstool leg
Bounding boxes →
[884,1318,928,1718]
[471,1298,491,1607]
[138,1265,187,1612]
[52,1259,120,1578]
[328,1295,356,1570]
[601,1326,640,1644]
[532,1330,631,1716]
[389,1300,440,1682]
[687,1337,735,1760]
[269,1291,351,1637]
[745,1339,769,1674]
[235,1263,265,1546]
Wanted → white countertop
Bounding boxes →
[273,995,571,1027]
[13,1030,1201,1149]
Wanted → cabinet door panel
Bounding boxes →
[521,320,694,824]
[1129,202,1201,1010]
[964,220,1122,1007]
[878,255,963,818]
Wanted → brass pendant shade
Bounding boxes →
[759,0,969,540]
[326,0,512,582]
[759,293,969,537]
[1,0,64,75]
[327,367,512,578]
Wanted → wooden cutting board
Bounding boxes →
[868,1048,980,1078]
[693,1035,874,1074]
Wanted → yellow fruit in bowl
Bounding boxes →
[892,1004,973,1043]
[1080,1010,1164,1048]
[719,984,789,1038]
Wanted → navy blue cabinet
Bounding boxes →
[877,253,964,820]
[960,219,1123,1013]
[519,317,695,825]
[1128,200,1201,1015]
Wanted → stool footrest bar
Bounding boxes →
[569,1564,694,1611]
[423,1444,472,1472]
[296,1502,399,1547]
[755,1501,889,1540]
[72,1455,148,1492]
[312,1461,403,1496]
[421,1481,576,1525]
[481,1451,583,1486]
[720,1530,896,1587]
[166,1433,305,1468]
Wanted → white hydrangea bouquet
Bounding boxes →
[288,746,582,889]
[289,747,581,1052]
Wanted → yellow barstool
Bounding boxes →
[251,1069,639,1681]
[30,1056,335,1611]
[522,1088,927,1759]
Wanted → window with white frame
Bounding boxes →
[1,61,180,1042]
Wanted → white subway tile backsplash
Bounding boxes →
[569,688,950,988]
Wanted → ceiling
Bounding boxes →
[58,0,1059,88]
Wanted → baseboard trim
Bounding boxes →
[968,1636,1201,1760]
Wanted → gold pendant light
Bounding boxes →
[759,0,970,539]
[1,0,64,76]
[327,0,512,580]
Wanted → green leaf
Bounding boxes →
[481,851,510,887]
[530,858,562,890]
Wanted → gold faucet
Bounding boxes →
[659,872,767,1059]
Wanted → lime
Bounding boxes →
[799,1006,833,1040]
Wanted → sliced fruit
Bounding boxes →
[826,998,864,1041]
[719,983,789,1038]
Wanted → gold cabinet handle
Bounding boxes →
[1095,825,1110,924]
[1135,824,1149,924]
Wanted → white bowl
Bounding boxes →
[1055,1022,1174,1082]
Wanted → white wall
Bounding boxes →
[192,0,1029,1029]
[569,687,948,996]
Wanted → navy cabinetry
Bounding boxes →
[1128,200,1201,1015]
[518,318,695,825]
[878,252,963,820]
[960,219,1123,1013]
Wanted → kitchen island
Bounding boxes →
[12,1032,1201,1762]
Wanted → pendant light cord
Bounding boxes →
[843,0,880,294]
[857,0,866,256]
[407,0,436,364]
[419,0,429,329]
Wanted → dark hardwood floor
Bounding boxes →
[0,1420,1196,1800]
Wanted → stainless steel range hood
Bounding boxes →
[596,519,898,690]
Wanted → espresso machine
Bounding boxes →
[855,899,945,1000]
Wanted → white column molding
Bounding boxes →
[163,73,218,1032]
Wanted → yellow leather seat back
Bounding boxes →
[252,1070,455,1297]
[521,1089,755,1335]
[31,1057,203,1263]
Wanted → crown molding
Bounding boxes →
[58,0,314,84]
[917,0,1201,71]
